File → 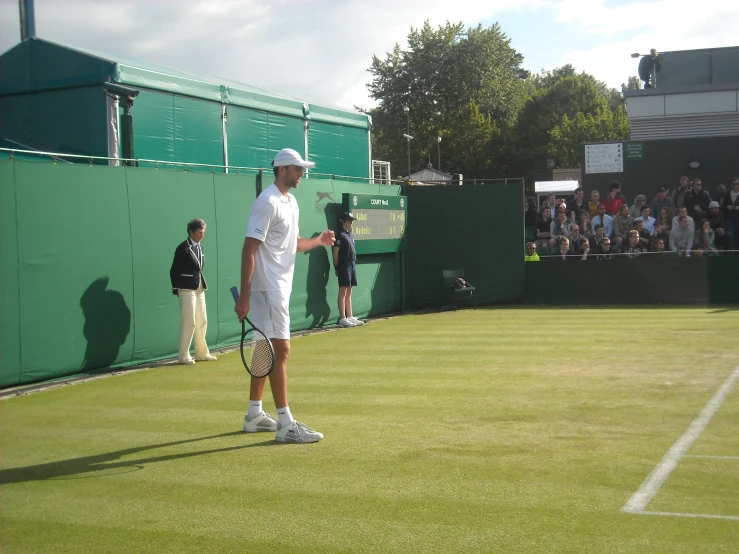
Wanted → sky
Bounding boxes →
[1,0,738,111]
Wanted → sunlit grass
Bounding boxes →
[1,307,737,553]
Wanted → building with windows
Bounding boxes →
[581,46,739,201]
[625,46,739,140]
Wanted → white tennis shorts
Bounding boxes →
[249,290,291,340]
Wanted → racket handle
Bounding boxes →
[230,286,239,303]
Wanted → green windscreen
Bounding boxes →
[130,89,225,170]
[226,106,305,169]
[12,162,134,384]
[308,121,369,178]
[404,182,526,309]
[0,86,108,159]
[0,160,403,388]
[0,160,21,387]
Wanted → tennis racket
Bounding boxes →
[230,286,275,378]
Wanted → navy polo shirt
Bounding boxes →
[335,227,357,266]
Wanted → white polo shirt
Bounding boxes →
[245,183,299,292]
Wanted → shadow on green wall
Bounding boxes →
[304,232,331,328]
[80,277,131,371]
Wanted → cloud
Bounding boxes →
[547,0,739,88]
[1,0,736,108]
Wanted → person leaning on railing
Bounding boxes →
[623,230,647,258]
[594,237,614,260]
[524,242,540,262]
[651,237,669,255]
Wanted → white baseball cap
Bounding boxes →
[272,148,315,169]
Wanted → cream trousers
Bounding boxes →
[178,282,210,362]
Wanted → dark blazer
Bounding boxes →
[720,192,739,221]
[170,238,207,294]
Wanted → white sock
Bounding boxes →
[277,406,294,427]
[247,400,262,420]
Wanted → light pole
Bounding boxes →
[437,136,441,172]
[403,105,411,178]
[631,49,660,88]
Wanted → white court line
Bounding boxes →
[684,455,739,460]
[638,511,739,522]
[622,366,739,515]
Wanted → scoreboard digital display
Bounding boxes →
[342,193,408,254]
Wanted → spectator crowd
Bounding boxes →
[524,177,739,261]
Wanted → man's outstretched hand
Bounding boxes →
[319,229,336,246]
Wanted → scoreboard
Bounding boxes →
[342,193,408,254]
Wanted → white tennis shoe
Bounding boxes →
[275,421,324,443]
[243,411,278,433]
[339,318,356,327]
[349,317,365,326]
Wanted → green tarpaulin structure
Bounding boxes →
[0,38,371,177]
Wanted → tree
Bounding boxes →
[621,75,642,92]
[367,21,528,178]
[548,106,631,168]
[507,66,630,184]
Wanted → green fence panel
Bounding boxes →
[226,106,305,169]
[405,183,525,309]
[14,161,134,385]
[290,178,403,329]
[126,168,219,362]
[707,257,739,305]
[131,89,175,164]
[211,172,258,346]
[308,122,369,178]
[0,160,21,387]
[523,256,733,305]
[173,95,224,171]
[1,163,407,388]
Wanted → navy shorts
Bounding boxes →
[337,264,357,287]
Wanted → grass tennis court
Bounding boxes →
[1,307,737,553]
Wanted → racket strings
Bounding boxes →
[248,333,274,377]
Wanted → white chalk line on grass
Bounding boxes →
[684,455,739,460]
[622,366,739,516]
[637,511,739,522]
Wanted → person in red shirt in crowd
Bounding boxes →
[603,180,626,215]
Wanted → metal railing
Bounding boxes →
[0,148,524,186]
[0,148,405,183]
[531,248,738,260]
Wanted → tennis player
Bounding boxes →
[234,148,335,444]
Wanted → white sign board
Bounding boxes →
[585,143,623,174]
